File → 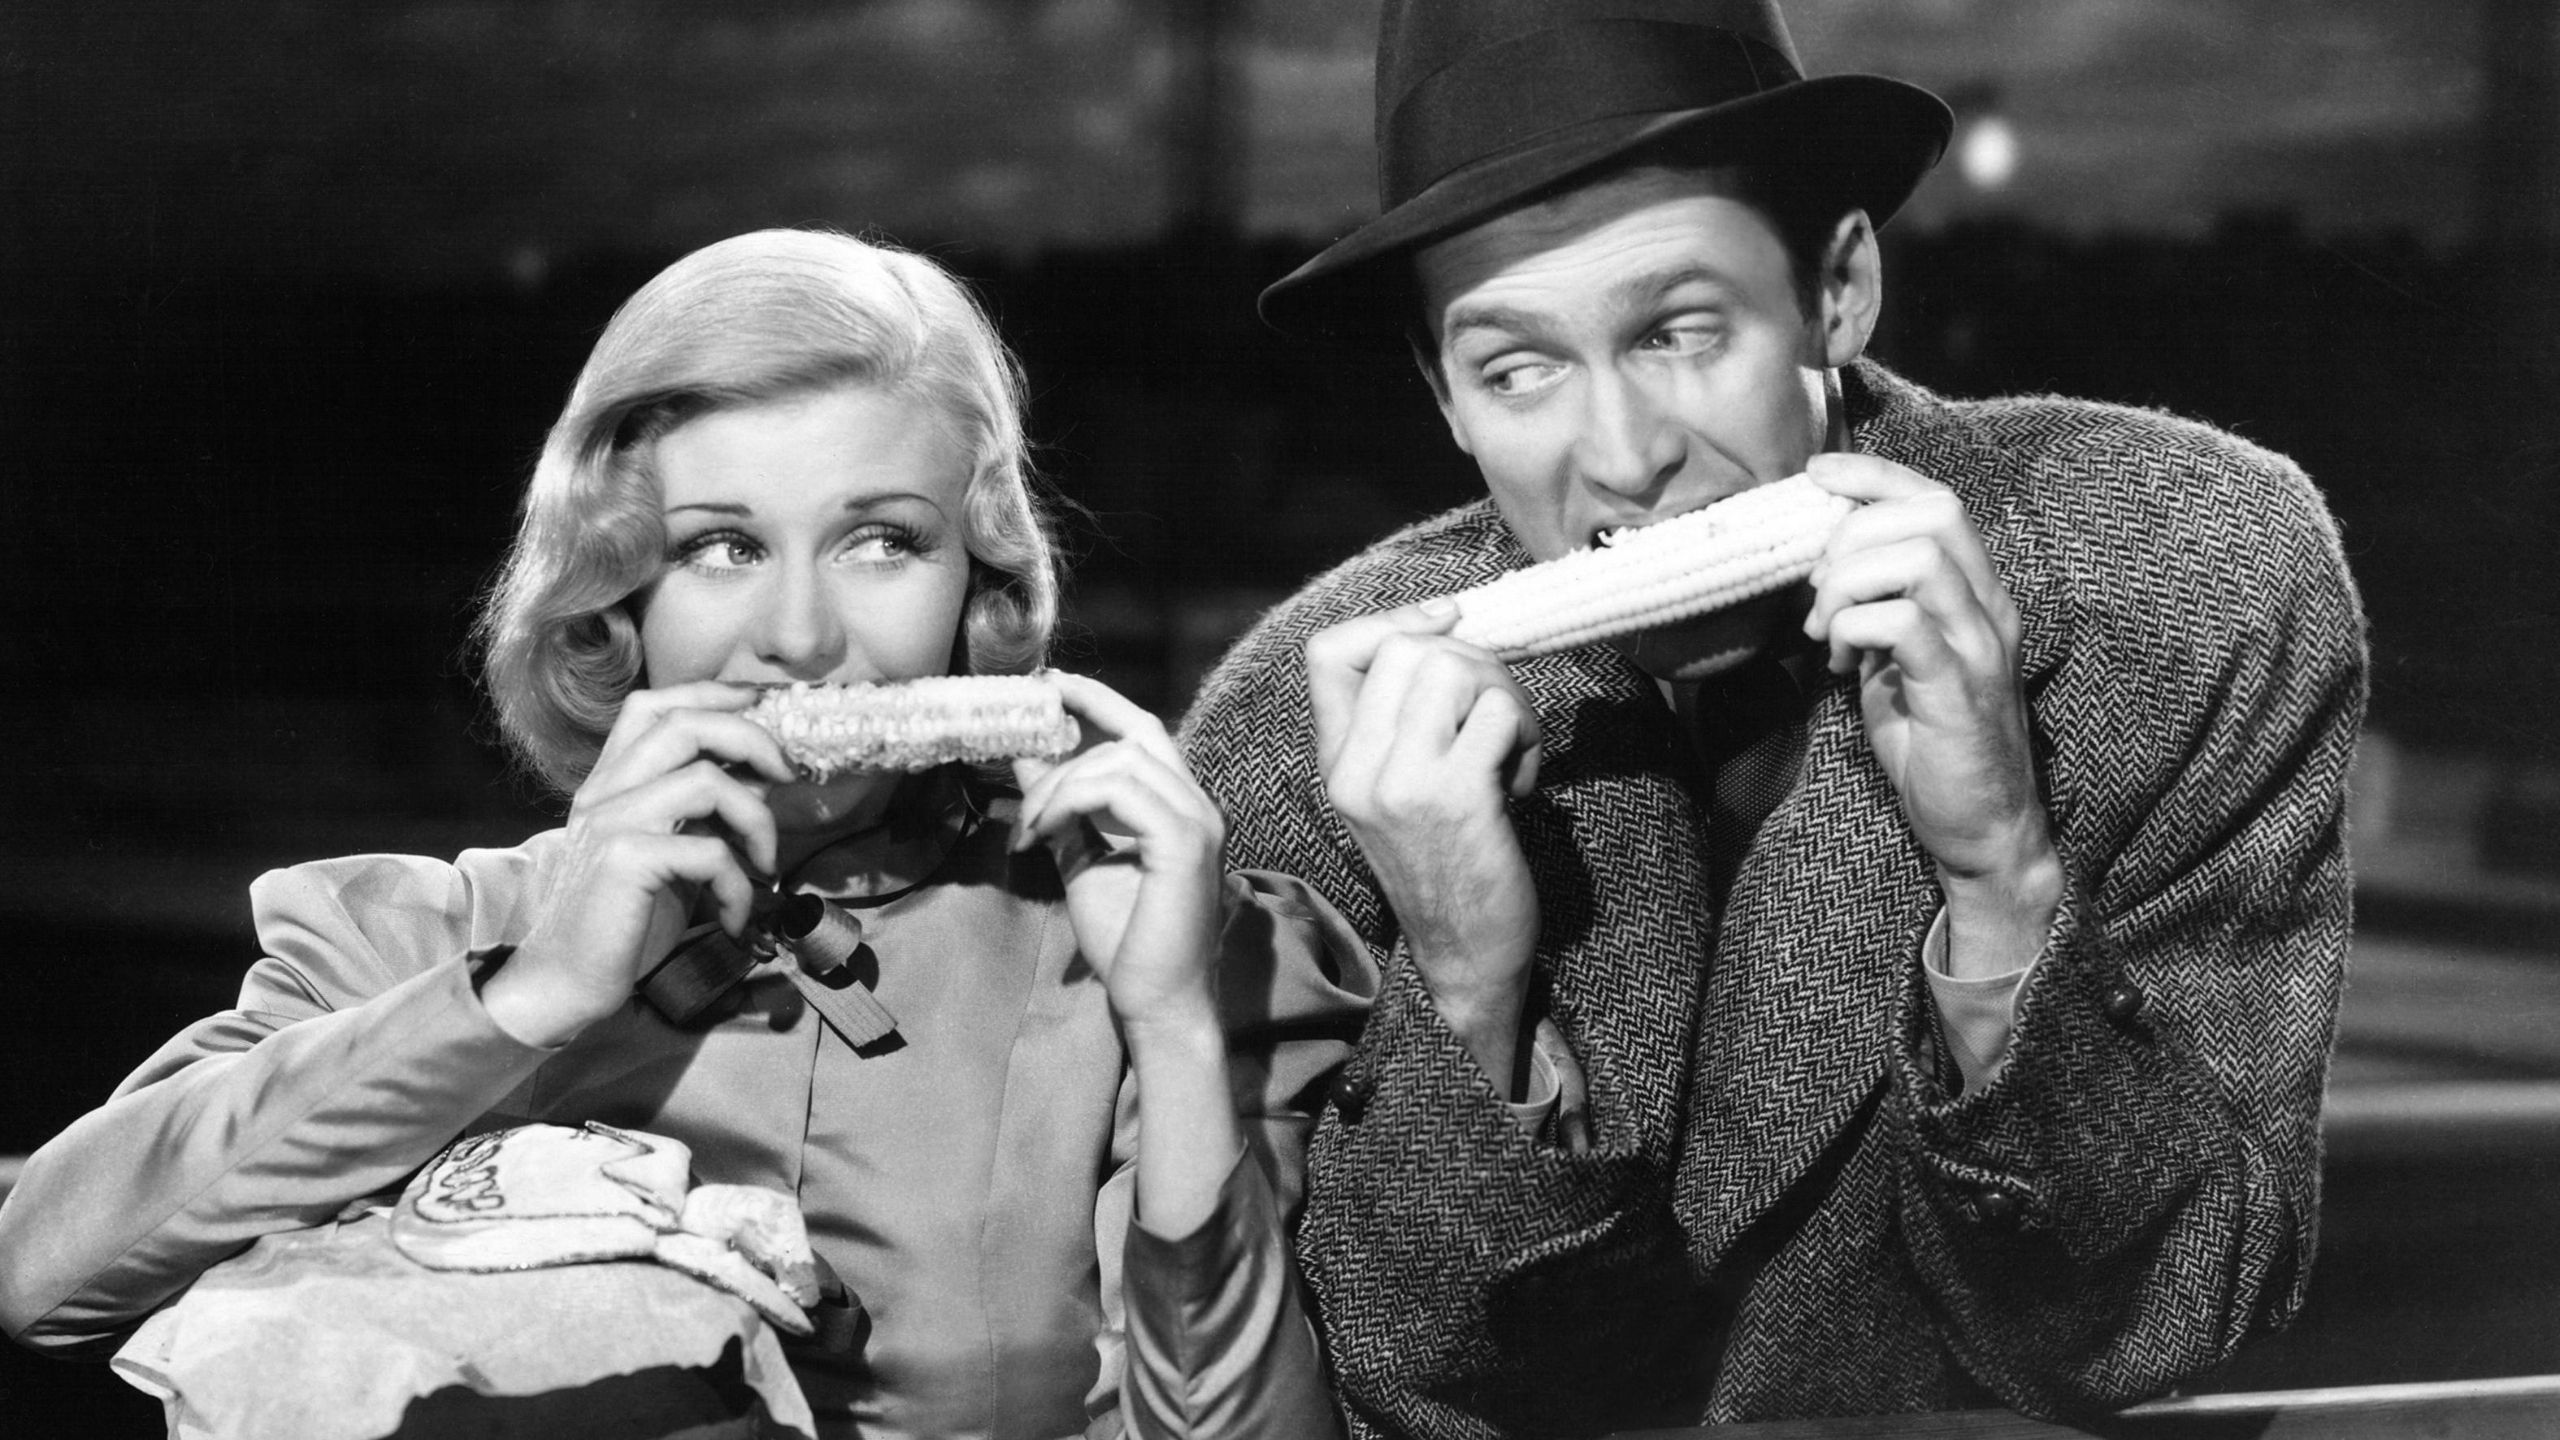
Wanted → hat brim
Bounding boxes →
[1259,74,1953,352]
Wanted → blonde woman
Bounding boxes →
[0,229,1364,1439]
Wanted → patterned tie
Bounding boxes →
[1687,647,1820,911]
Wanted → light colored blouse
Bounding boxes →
[0,798,1372,1439]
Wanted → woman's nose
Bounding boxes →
[752,561,849,678]
[1572,368,1685,500]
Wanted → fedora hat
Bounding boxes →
[1260,0,1953,350]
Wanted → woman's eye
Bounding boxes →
[672,531,763,571]
[841,523,929,565]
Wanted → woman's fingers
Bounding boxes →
[594,704,799,798]
[585,759,780,875]
[1016,740,1220,862]
[1048,672,1183,768]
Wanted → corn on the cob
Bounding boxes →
[1448,473,1855,660]
[744,674,1081,778]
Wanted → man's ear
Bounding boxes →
[1407,328,1473,456]
[1815,209,1883,368]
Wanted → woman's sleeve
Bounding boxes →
[1091,872,1372,1439]
[0,852,555,1353]
[1113,1148,1342,1440]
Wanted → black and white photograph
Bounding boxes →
[4,2,2556,1436]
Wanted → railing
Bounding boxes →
[1608,1374,2560,1438]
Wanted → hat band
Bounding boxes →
[1383,20,1803,206]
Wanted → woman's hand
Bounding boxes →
[1010,673,1227,1041]
[1012,673,1240,1239]
[480,681,798,1048]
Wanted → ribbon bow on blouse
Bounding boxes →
[636,893,899,1046]
[633,768,992,1045]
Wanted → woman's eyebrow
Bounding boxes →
[665,501,751,517]
[841,491,940,512]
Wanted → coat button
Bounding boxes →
[1328,1071,1373,1125]
[2101,981,2147,1025]
[1972,1188,2022,1230]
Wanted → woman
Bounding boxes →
[0,229,1365,1439]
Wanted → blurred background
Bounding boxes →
[4,0,2557,1429]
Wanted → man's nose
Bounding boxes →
[752,561,849,678]
[1571,367,1685,499]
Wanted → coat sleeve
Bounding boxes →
[0,852,554,1354]
[1181,580,1702,1440]
[1881,437,2368,1416]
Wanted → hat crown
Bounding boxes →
[1375,0,1810,209]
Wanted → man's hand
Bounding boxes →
[1803,454,2063,978]
[1307,601,1543,1093]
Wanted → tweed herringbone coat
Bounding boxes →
[1179,362,2368,1439]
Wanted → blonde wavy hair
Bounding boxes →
[478,229,1059,795]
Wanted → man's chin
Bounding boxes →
[1607,591,1795,683]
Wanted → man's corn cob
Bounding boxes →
[744,675,1081,778]
[1448,474,1855,661]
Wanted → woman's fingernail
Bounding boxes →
[1418,599,1457,619]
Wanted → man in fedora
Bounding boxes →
[1180,0,2366,1435]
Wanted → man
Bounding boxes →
[1178,1,2367,1436]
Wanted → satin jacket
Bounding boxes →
[0,802,1375,1440]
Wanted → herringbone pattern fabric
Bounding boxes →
[1178,363,2368,1439]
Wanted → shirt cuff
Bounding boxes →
[1505,1037,1561,1132]
[1919,908,2032,1093]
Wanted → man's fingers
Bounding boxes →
[1807,539,2010,678]
[1447,686,1542,798]
[1325,633,1429,809]
[1808,537,1976,633]
[1307,601,1463,771]
[1823,597,1961,680]
[1802,451,1936,503]
[1813,486,2005,619]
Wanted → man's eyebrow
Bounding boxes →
[1608,263,1737,311]
[1440,302,1551,345]
[1441,266,1738,345]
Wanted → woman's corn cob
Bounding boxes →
[744,674,1081,778]
[1448,473,1856,661]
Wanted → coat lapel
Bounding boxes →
[1676,363,2071,1275]
[1679,678,1931,1273]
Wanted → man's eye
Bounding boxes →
[1483,360,1564,397]
[673,532,763,571]
[1643,323,1722,358]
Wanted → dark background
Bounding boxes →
[5,1,2559,1432]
